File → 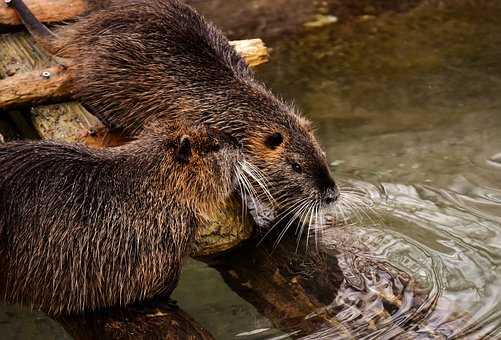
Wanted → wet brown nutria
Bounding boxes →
[9,0,340,233]
[0,125,240,315]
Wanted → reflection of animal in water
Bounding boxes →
[0,125,240,314]
[9,0,340,241]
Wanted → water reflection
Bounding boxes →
[304,174,501,338]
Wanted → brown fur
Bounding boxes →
[10,0,340,218]
[0,125,240,315]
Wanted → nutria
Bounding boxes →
[9,0,340,232]
[0,124,241,315]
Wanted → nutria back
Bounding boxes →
[0,125,240,314]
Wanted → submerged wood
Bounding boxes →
[205,235,345,338]
[57,300,214,340]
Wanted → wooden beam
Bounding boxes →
[0,0,88,25]
[0,64,68,108]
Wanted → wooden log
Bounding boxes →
[204,235,346,338]
[0,35,268,109]
[57,300,214,340]
[0,64,68,108]
[0,0,88,25]
[206,231,427,338]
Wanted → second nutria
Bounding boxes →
[9,0,340,232]
[0,124,241,315]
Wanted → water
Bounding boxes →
[2,0,501,339]
[253,1,501,338]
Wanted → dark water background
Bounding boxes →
[1,0,501,339]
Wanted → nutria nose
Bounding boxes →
[324,186,340,204]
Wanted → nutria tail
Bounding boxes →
[6,0,58,53]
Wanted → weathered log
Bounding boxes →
[57,300,214,340]
[206,229,427,339]
[0,64,68,108]
[0,0,88,25]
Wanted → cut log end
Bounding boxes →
[230,38,269,67]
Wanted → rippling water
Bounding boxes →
[254,1,501,338]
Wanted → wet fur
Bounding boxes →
[0,126,238,315]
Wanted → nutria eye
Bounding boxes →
[265,132,283,150]
[291,162,302,173]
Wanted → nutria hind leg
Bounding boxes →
[6,0,59,54]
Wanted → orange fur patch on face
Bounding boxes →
[246,132,286,162]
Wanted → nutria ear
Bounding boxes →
[176,135,192,163]
[265,132,283,150]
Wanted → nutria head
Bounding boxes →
[224,83,339,231]
[143,124,241,216]
[248,117,338,209]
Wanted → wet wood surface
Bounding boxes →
[205,234,346,338]
[57,300,214,340]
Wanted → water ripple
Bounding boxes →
[302,178,501,339]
